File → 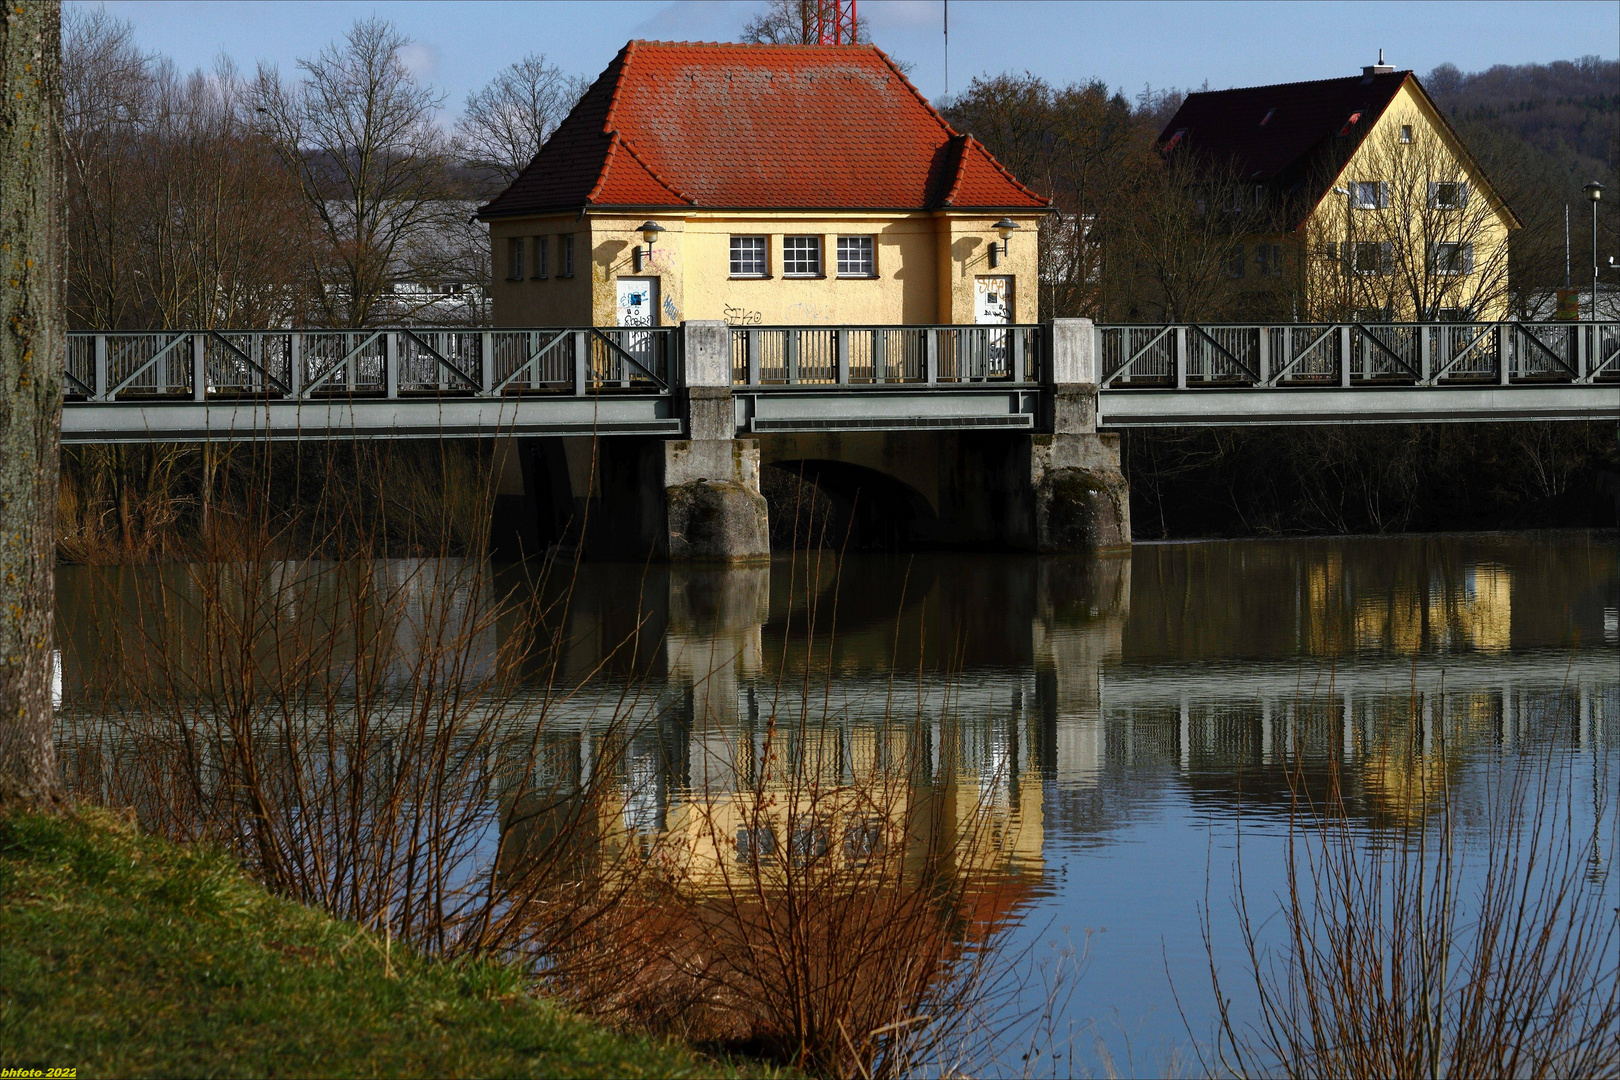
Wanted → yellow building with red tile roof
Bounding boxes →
[478,41,1050,328]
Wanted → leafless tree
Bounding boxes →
[251,18,454,327]
[63,10,311,329]
[1117,150,1279,322]
[1,0,66,809]
[456,53,585,194]
[1304,124,1513,321]
[740,0,871,45]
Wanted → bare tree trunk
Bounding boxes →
[0,1,65,810]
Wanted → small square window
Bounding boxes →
[730,235,767,277]
[782,235,822,277]
[1353,241,1389,275]
[1400,124,1414,143]
[1352,181,1385,210]
[1256,243,1284,277]
[836,235,875,277]
[1428,241,1473,276]
[560,234,575,277]
[1224,244,1245,278]
[1429,182,1468,210]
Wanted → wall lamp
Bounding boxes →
[989,218,1019,268]
[633,220,665,272]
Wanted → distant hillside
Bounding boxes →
[1425,56,1617,174]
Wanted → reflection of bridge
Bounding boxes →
[61,320,1618,559]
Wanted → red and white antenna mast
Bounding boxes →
[813,0,857,45]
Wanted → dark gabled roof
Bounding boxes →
[1156,70,1517,230]
[1160,71,1408,181]
[478,41,1049,219]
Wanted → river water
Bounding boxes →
[56,531,1619,1074]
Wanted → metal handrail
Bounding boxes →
[1097,321,1620,389]
[63,327,678,402]
[729,324,1044,387]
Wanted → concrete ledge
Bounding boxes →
[1099,384,1620,427]
[61,396,680,442]
[738,388,1039,432]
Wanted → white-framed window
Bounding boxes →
[1224,244,1245,278]
[1436,307,1469,322]
[1428,182,1470,210]
[533,236,548,279]
[1428,241,1473,276]
[560,234,575,277]
[730,235,767,277]
[836,235,875,277]
[506,237,524,280]
[1256,243,1284,277]
[1353,241,1392,275]
[782,235,822,277]
[1400,124,1414,144]
[1352,181,1388,210]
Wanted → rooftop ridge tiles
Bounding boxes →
[962,134,1050,207]
[583,132,621,205]
[940,133,969,206]
[611,134,694,205]
[1179,69,1414,100]
[600,40,637,134]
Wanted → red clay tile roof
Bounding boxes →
[479,41,1048,218]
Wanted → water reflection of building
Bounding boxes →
[498,547,1614,878]
[1352,562,1511,655]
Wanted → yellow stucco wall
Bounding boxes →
[490,209,1042,327]
[1298,78,1517,320]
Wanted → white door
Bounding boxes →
[616,277,658,327]
[974,276,1013,324]
[974,276,1013,377]
[615,277,658,383]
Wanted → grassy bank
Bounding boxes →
[0,809,766,1079]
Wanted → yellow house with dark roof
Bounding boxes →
[1160,55,1521,321]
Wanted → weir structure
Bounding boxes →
[59,318,1620,560]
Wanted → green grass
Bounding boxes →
[0,809,767,1079]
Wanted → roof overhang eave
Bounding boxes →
[479,201,1050,220]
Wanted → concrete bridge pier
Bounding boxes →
[1027,318,1131,552]
[661,320,771,562]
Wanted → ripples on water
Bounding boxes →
[56,532,1619,1075]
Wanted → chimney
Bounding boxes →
[1363,49,1395,77]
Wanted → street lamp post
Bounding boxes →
[1583,182,1604,321]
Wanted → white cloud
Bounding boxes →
[397,40,437,78]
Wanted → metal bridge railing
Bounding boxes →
[63,327,677,402]
[1097,322,1620,389]
[730,325,1043,387]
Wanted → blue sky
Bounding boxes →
[92,0,1620,120]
